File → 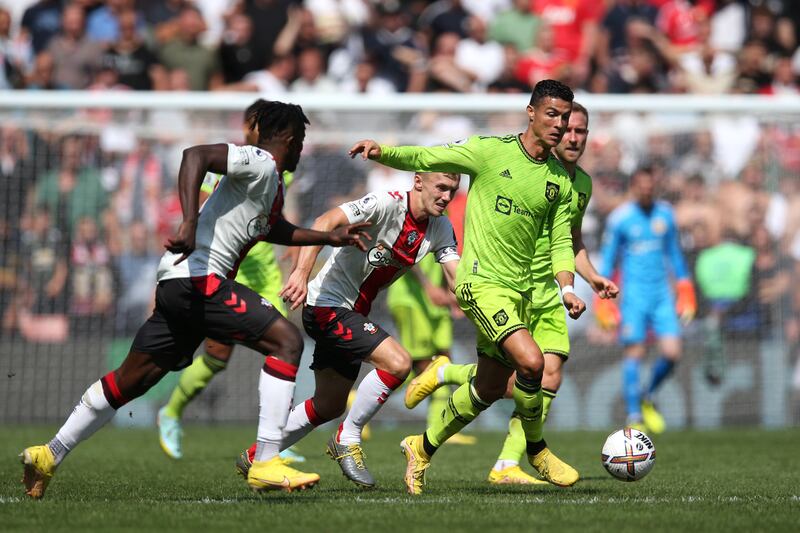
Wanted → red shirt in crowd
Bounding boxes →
[530,0,605,61]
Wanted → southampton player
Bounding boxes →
[235,172,461,489]
[350,79,586,495]
[389,254,476,446]
[157,99,302,463]
[404,103,619,484]
[598,167,696,434]
[19,101,370,499]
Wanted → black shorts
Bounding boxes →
[132,275,282,370]
[302,305,390,381]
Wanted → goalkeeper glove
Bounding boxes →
[675,279,697,325]
[594,295,620,330]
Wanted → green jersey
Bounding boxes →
[387,253,449,318]
[378,134,575,292]
[531,165,593,307]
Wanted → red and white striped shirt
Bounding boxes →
[306,191,459,314]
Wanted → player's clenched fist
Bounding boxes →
[348,140,382,160]
[165,220,198,265]
[562,293,586,320]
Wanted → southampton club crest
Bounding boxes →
[406,230,419,247]
[247,214,271,238]
[577,192,587,211]
[545,181,560,202]
[364,322,377,334]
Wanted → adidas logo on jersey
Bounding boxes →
[500,169,512,179]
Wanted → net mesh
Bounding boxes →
[1,99,798,429]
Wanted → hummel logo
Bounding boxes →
[500,169,512,179]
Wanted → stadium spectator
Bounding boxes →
[273,7,326,58]
[733,39,771,93]
[20,0,62,55]
[0,7,32,89]
[488,0,541,54]
[418,0,471,45]
[25,51,63,90]
[514,22,571,88]
[86,0,144,44]
[242,0,295,71]
[531,0,605,85]
[338,57,396,94]
[759,53,799,95]
[290,47,337,92]
[487,44,532,93]
[101,8,166,91]
[32,136,109,238]
[224,52,295,93]
[599,0,658,63]
[709,0,746,53]
[157,5,222,91]
[69,215,114,331]
[454,15,505,90]
[18,206,68,319]
[45,3,105,90]
[113,220,159,335]
[217,12,260,83]
[427,31,474,92]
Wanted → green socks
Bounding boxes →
[163,354,227,419]
[512,374,544,445]
[425,379,489,450]
[426,385,451,428]
[542,388,557,423]
[442,363,477,386]
[497,413,527,462]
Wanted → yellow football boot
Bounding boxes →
[247,456,319,493]
[400,435,431,495]
[488,465,549,485]
[528,447,579,487]
[20,445,57,499]
[405,356,450,409]
[641,400,666,434]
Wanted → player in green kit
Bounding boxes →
[157,100,302,462]
[349,80,586,494]
[404,103,620,484]
[388,255,476,445]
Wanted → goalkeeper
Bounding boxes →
[598,167,696,434]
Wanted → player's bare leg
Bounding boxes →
[328,337,409,488]
[21,350,170,499]
[245,317,320,493]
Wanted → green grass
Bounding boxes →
[1,426,798,532]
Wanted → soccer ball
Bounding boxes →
[601,428,656,481]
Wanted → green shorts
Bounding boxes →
[234,255,287,317]
[527,303,570,359]
[390,304,453,360]
[455,282,528,367]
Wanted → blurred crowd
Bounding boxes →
[1,0,800,95]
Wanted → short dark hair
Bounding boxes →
[247,100,310,142]
[529,79,574,106]
[571,101,589,124]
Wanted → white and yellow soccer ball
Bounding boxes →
[601,428,656,481]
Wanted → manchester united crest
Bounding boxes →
[545,181,560,202]
[577,192,587,211]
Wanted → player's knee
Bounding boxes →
[382,351,412,380]
[515,356,544,381]
[271,325,304,366]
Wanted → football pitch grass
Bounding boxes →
[1,426,798,532]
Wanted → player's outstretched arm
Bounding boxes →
[276,207,371,310]
[573,225,619,300]
[349,137,482,176]
[166,143,230,264]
